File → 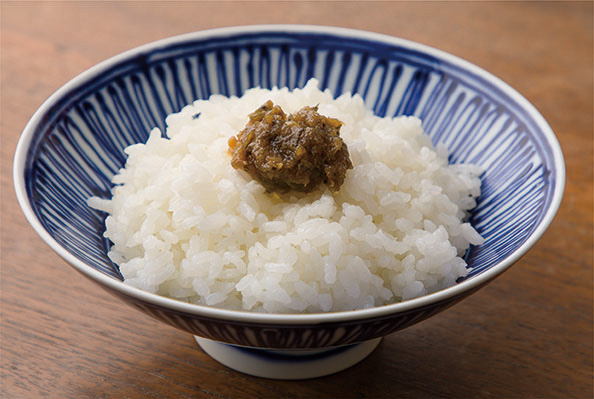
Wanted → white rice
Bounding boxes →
[89,79,484,313]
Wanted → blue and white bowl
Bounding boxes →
[13,25,564,379]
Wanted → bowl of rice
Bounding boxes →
[14,25,564,379]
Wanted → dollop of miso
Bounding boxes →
[228,101,353,193]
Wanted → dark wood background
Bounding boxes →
[2,2,592,398]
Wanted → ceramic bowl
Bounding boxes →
[14,25,564,379]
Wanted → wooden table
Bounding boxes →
[2,2,592,398]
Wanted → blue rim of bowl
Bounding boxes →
[13,24,565,325]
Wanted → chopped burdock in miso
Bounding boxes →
[228,100,353,193]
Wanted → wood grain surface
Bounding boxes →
[1,2,592,398]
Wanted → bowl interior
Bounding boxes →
[16,26,563,303]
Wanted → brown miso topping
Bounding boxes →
[228,100,353,193]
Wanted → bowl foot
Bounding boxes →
[194,336,382,379]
